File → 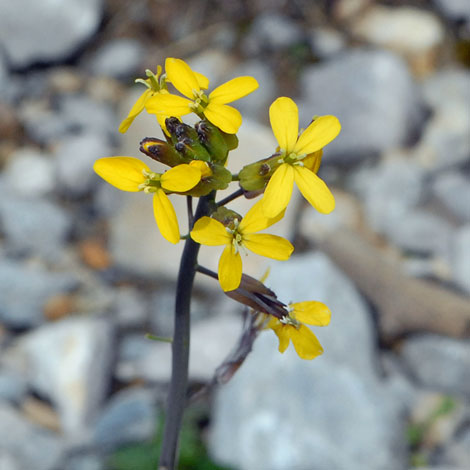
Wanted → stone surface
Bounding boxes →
[87,38,145,80]
[433,0,470,23]
[20,317,114,434]
[0,0,103,68]
[0,402,64,470]
[209,253,407,470]
[309,28,346,59]
[401,335,470,397]
[432,171,470,223]
[112,287,148,328]
[54,132,112,196]
[299,49,424,162]
[0,260,78,328]
[450,224,470,294]
[0,196,71,259]
[3,148,56,197]
[0,369,28,405]
[93,387,157,451]
[422,69,470,111]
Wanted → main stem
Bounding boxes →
[158,194,213,470]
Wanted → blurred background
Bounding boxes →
[0,1,469,469]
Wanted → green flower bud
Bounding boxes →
[185,163,232,197]
[196,120,238,163]
[174,137,211,162]
[238,154,281,191]
[140,138,186,167]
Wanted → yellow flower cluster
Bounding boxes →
[93,57,341,360]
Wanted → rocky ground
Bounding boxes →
[0,1,469,469]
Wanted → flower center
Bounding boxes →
[139,170,162,193]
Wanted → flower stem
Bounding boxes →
[216,188,244,207]
[158,194,213,470]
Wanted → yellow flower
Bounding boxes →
[268,300,331,360]
[190,200,293,291]
[146,58,259,134]
[262,97,341,218]
[93,157,202,244]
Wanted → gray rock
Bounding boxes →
[113,287,148,328]
[0,0,103,68]
[209,253,407,470]
[432,0,470,24]
[0,369,28,405]
[0,450,21,470]
[422,69,470,111]
[87,38,145,80]
[20,317,114,434]
[244,13,303,54]
[93,387,157,451]
[299,49,424,162]
[3,148,56,197]
[432,172,470,223]
[309,28,346,59]
[0,196,71,259]
[0,260,78,328]
[54,132,112,196]
[0,401,64,470]
[385,209,453,256]
[450,224,470,294]
[65,453,104,470]
[401,335,470,397]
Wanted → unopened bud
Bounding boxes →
[196,120,238,163]
[238,154,281,191]
[140,138,186,167]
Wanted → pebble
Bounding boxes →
[401,335,470,397]
[432,171,470,223]
[0,369,28,405]
[450,224,470,294]
[19,317,115,434]
[309,28,346,59]
[93,387,157,451]
[86,38,145,80]
[0,0,103,68]
[432,0,470,24]
[299,49,424,163]
[0,260,79,328]
[112,287,148,328]
[0,401,64,470]
[54,132,113,196]
[3,148,56,197]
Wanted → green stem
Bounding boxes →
[158,194,213,470]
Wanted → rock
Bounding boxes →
[422,69,470,111]
[385,209,453,256]
[440,424,470,468]
[0,0,103,69]
[116,314,242,383]
[351,5,444,76]
[299,49,424,163]
[432,0,470,24]
[87,39,145,80]
[54,132,113,196]
[309,28,346,59]
[112,287,148,328]
[0,369,28,405]
[432,172,470,223]
[65,453,104,470]
[20,317,114,434]
[0,401,64,470]
[3,148,56,197]
[0,195,71,259]
[0,260,78,328]
[450,224,470,294]
[188,50,238,88]
[209,253,407,470]
[244,12,303,54]
[0,450,21,470]
[401,335,470,397]
[93,387,157,451]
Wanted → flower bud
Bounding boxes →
[174,137,211,162]
[140,138,186,167]
[185,163,232,197]
[238,154,281,191]
[196,120,238,163]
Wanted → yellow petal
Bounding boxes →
[294,115,341,155]
[204,103,242,134]
[189,160,212,178]
[262,163,295,218]
[190,217,231,246]
[271,324,291,353]
[289,325,323,360]
[165,58,201,98]
[243,234,293,260]
[239,200,285,234]
[209,76,259,105]
[146,93,192,117]
[294,166,335,214]
[269,97,299,152]
[93,157,149,191]
[194,71,209,90]
[290,301,331,326]
[219,244,242,291]
[153,190,180,244]
[161,164,201,192]
[118,89,152,133]
[302,149,323,174]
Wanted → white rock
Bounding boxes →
[20,317,114,435]
[450,224,470,294]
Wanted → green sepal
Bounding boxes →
[238,154,281,191]
[184,164,232,197]
[210,206,242,228]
